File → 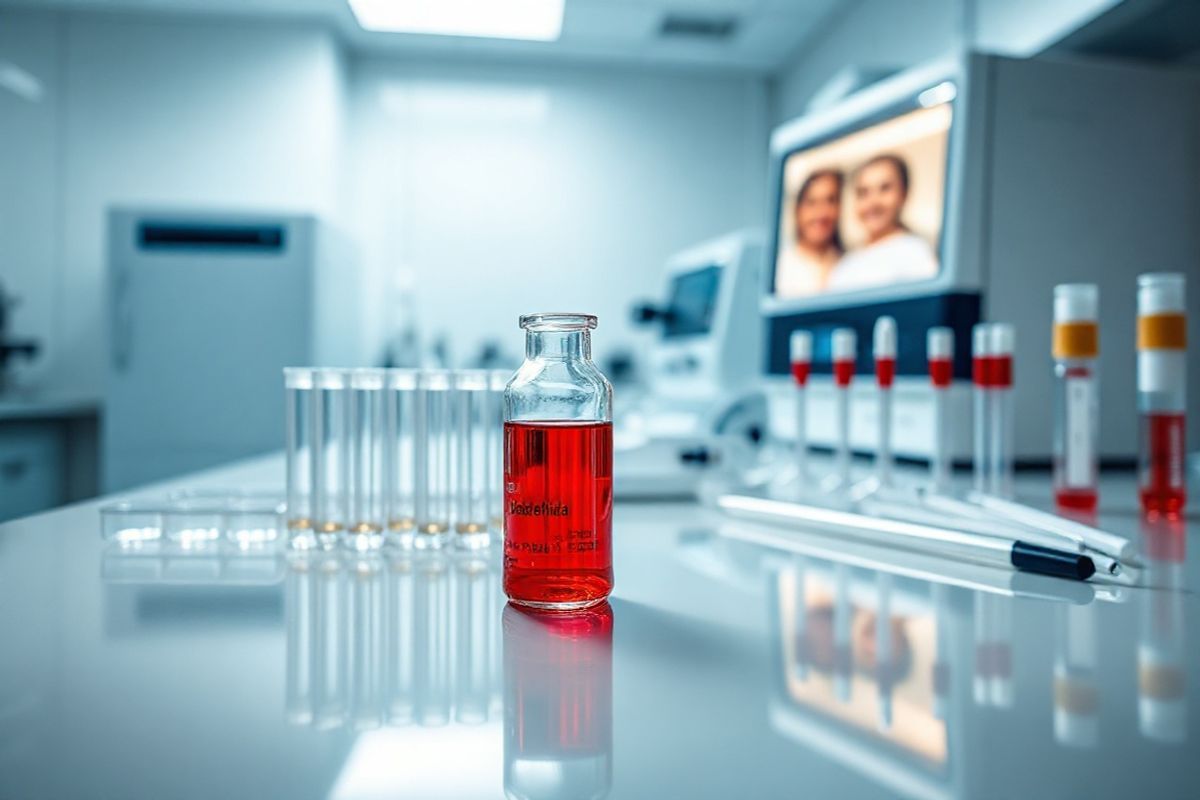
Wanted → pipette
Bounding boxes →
[873,317,897,488]
[790,330,812,489]
[717,494,1098,581]
[927,327,954,493]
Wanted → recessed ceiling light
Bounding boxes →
[348,0,564,42]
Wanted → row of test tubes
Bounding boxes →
[284,367,509,551]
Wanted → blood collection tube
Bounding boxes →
[873,317,897,488]
[988,324,1016,498]
[927,327,954,494]
[972,324,991,494]
[1052,284,1100,512]
[790,330,812,487]
[1137,273,1187,518]
[830,327,857,491]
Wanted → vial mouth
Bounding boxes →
[519,312,598,331]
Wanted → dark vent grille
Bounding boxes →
[659,13,738,40]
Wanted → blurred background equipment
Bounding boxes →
[617,230,766,499]
[104,210,362,491]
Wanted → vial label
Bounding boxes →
[1064,375,1093,488]
[503,421,613,607]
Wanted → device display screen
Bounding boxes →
[663,265,721,338]
[773,101,952,299]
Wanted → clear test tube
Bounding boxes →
[285,367,315,547]
[789,330,812,488]
[347,369,386,551]
[1052,284,1100,512]
[415,369,453,548]
[1137,273,1187,518]
[830,327,857,491]
[384,369,419,548]
[926,327,954,494]
[488,370,509,535]
[453,370,492,549]
[988,324,1016,498]
[971,324,991,495]
[312,369,349,548]
[873,317,897,488]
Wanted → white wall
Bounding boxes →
[771,0,1126,124]
[347,58,769,368]
[0,9,347,396]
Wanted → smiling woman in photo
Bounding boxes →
[828,153,938,292]
[775,168,845,297]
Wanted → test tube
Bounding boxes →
[873,317,897,488]
[384,369,418,547]
[312,369,349,548]
[972,324,991,494]
[285,367,315,548]
[988,324,1016,498]
[790,330,812,487]
[1137,273,1187,518]
[415,369,453,548]
[1052,284,1100,512]
[347,368,385,550]
[927,327,954,494]
[453,370,491,549]
[830,327,857,491]
[488,370,509,536]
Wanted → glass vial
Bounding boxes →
[503,313,614,611]
[873,316,897,488]
[1052,284,1100,512]
[285,367,315,548]
[312,369,349,548]
[384,369,418,547]
[972,323,991,494]
[988,323,1015,499]
[347,369,386,550]
[453,370,492,549]
[415,369,453,548]
[829,327,856,492]
[1137,273,1187,518]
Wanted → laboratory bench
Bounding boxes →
[0,454,1196,800]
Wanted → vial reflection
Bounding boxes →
[503,602,613,800]
[1138,517,1187,743]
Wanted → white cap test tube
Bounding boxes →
[972,323,991,495]
[926,327,954,494]
[873,317,897,488]
[989,323,1016,499]
[789,330,812,487]
[829,327,857,492]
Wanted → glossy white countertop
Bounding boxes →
[0,454,1195,799]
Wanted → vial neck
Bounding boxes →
[527,329,590,360]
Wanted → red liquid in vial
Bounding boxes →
[1139,412,1186,518]
[504,421,613,609]
[790,362,810,386]
[1055,487,1098,512]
